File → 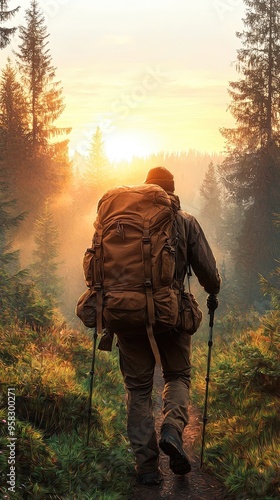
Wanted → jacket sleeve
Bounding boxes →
[178,210,221,294]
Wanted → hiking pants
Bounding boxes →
[116,330,191,475]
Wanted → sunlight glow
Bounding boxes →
[104,131,158,162]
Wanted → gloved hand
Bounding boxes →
[207,294,218,311]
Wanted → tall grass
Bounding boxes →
[0,326,133,499]
[192,307,280,500]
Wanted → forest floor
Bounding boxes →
[128,365,233,500]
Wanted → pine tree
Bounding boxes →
[0,59,30,192]
[0,173,24,324]
[15,0,70,152]
[0,175,23,270]
[77,126,112,213]
[199,162,223,245]
[220,0,280,305]
[31,200,62,304]
[0,0,19,49]
[84,127,110,192]
[10,0,72,221]
[0,172,57,329]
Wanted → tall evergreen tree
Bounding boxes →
[199,162,223,245]
[0,0,19,49]
[0,178,55,329]
[10,0,72,220]
[0,174,24,324]
[31,200,62,304]
[220,0,280,304]
[85,127,109,187]
[0,175,23,270]
[82,126,111,200]
[0,59,30,191]
[15,0,70,152]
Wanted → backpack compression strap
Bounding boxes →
[142,221,160,362]
[142,221,155,325]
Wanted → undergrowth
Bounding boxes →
[192,306,280,500]
[0,326,133,499]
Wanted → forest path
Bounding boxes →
[128,365,232,500]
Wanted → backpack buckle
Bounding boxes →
[142,236,150,243]
[144,279,152,288]
[94,283,102,291]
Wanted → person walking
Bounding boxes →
[114,166,221,486]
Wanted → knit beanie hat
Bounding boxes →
[144,166,175,193]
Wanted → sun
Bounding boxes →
[104,130,157,162]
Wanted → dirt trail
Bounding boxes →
[128,365,232,500]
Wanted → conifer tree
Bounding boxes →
[31,201,62,304]
[0,60,30,193]
[10,0,71,220]
[84,126,110,191]
[15,0,70,152]
[0,174,24,324]
[0,176,23,270]
[0,173,56,328]
[220,0,280,304]
[199,162,223,245]
[0,0,19,49]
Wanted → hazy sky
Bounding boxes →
[1,0,246,161]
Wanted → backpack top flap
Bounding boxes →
[92,184,178,291]
[95,184,173,228]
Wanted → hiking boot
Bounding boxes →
[137,468,163,486]
[159,424,191,475]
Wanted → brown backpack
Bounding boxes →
[76,184,202,345]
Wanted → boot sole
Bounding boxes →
[159,437,191,475]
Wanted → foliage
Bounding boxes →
[81,126,111,203]
[0,177,23,261]
[192,303,280,499]
[0,326,132,499]
[221,0,280,152]
[30,200,63,307]
[219,0,280,304]
[0,179,55,329]
[199,162,223,245]
[0,0,19,49]
[0,59,30,174]
[0,0,72,222]
[15,0,70,150]
[0,269,54,329]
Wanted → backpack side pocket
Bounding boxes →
[76,289,97,328]
[179,292,203,335]
[83,248,95,287]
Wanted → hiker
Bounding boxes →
[77,166,221,486]
[114,167,221,486]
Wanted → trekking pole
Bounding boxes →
[86,327,98,446]
[200,307,215,468]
